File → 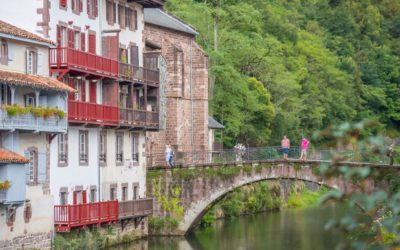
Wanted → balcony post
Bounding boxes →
[10,86,16,104]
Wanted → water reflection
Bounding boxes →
[112,205,344,250]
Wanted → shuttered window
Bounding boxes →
[0,39,8,65]
[81,32,86,51]
[116,132,124,165]
[71,0,82,13]
[130,45,139,66]
[87,0,98,18]
[58,133,68,166]
[79,130,89,165]
[88,33,96,54]
[60,0,67,8]
[26,48,37,75]
[106,1,116,25]
[118,5,125,28]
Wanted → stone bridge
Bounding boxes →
[146,160,398,235]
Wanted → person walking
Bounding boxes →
[165,145,174,168]
[281,136,290,160]
[299,137,310,160]
[387,143,395,166]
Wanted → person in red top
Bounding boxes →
[299,137,310,160]
[281,136,290,160]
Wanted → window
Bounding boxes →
[125,8,137,30]
[60,191,68,205]
[58,134,68,165]
[0,39,8,65]
[57,25,68,47]
[24,93,35,107]
[74,31,81,50]
[110,186,117,200]
[59,0,67,8]
[99,131,107,164]
[24,203,32,223]
[26,49,37,75]
[73,191,83,204]
[106,1,116,25]
[71,0,82,13]
[27,149,38,184]
[79,130,88,165]
[130,45,139,66]
[74,78,85,101]
[90,188,96,203]
[132,184,138,200]
[132,133,139,162]
[118,5,125,28]
[87,0,98,18]
[116,133,124,164]
[0,85,12,105]
[122,186,127,201]
[6,207,16,226]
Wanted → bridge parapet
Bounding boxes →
[147,160,382,235]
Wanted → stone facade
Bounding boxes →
[144,23,209,167]
[0,232,52,250]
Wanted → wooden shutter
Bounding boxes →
[81,32,85,51]
[82,190,87,204]
[133,10,137,30]
[113,3,116,24]
[67,29,74,48]
[56,25,61,47]
[81,79,86,101]
[94,0,98,17]
[37,152,46,184]
[87,0,90,14]
[24,151,30,183]
[130,45,139,66]
[68,77,75,100]
[71,0,75,11]
[89,82,96,103]
[88,33,96,54]
[79,0,83,12]
[73,191,77,204]
[60,0,67,8]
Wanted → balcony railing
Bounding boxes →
[119,63,159,84]
[119,108,159,128]
[68,100,119,126]
[54,201,119,232]
[0,109,67,133]
[118,198,153,219]
[49,47,119,79]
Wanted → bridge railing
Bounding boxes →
[149,146,391,167]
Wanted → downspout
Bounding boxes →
[190,39,194,158]
[97,0,103,203]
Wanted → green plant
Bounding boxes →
[2,104,65,120]
[0,180,11,190]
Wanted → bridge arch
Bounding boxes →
[177,164,346,234]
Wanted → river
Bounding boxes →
[113,205,345,250]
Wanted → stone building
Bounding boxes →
[144,8,209,166]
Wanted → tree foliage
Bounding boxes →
[166,0,400,146]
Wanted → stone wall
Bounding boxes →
[0,232,52,250]
[144,24,209,167]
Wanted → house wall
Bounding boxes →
[144,24,209,166]
[0,39,50,76]
[100,130,146,200]
[50,127,99,205]
[0,164,26,203]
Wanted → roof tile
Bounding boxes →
[0,70,75,92]
[0,148,29,164]
[0,20,55,45]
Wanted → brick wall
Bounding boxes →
[144,24,209,166]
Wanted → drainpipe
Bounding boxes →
[97,0,103,203]
[189,39,194,159]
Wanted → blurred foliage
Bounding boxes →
[166,0,400,146]
[314,120,400,249]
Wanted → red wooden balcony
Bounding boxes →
[54,201,118,232]
[49,47,119,79]
[119,63,159,85]
[119,198,153,219]
[68,100,119,126]
[119,108,159,128]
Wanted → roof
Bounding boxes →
[0,20,55,46]
[209,117,225,129]
[0,148,29,164]
[0,70,75,92]
[144,8,198,36]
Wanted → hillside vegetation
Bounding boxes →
[165,0,400,147]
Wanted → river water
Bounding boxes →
[114,205,345,250]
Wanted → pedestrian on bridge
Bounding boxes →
[299,137,310,160]
[165,145,174,168]
[281,136,290,160]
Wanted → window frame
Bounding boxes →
[79,130,89,166]
[99,130,107,166]
[58,133,68,166]
[131,133,139,165]
[115,132,124,165]
[27,147,38,185]
[26,48,38,75]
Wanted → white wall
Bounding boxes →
[50,126,100,205]
[100,130,146,200]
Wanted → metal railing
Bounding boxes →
[119,62,159,84]
[147,146,392,167]
[118,198,153,219]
